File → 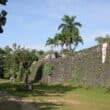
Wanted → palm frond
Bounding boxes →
[74,22,82,27]
[58,23,66,30]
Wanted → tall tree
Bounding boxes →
[0,0,7,33]
[54,33,65,51]
[73,35,83,50]
[58,15,82,50]
[95,35,110,44]
[46,37,56,51]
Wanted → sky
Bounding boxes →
[0,0,110,51]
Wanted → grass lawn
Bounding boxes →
[0,80,110,110]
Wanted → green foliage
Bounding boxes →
[38,50,44,56]
[3,71,10,78]
[58,15,83,51]
[54,33,65,51]
[0,43,39,81]
[62,49,70,53]
[0,0,7,5]
[46,15,83,52]
[36,50,45,59]
[43,63,54,75]
[95,34,110,44]
[46,37,56,51]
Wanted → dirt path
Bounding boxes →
[20,98,80,110]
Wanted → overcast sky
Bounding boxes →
[0,0,110,51]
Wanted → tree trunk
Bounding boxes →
[61,44,64,52]
[51,45,53,52]
[67,44,71,51]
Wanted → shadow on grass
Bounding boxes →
[0,100,21,110]
[0,94,62,110]
[0,81,78,97]
[32,102,62,110]
[0,81,75,110]
[0,99,61,110]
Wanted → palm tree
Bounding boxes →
[54,33,65,51]
[95,35,110,64]
[46,37,56,51]
[58,15,82,51]
[95,35,110,44]
[73,35,83,50]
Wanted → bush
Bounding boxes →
[43,63,54,75]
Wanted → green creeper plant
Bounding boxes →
[43,63,54,75]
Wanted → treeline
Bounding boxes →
[0,43,45,80]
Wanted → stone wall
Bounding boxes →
[72,45,110,87]
[40,45,110,87]
[41,57,73,83]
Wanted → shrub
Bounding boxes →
[43,63,54,75]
